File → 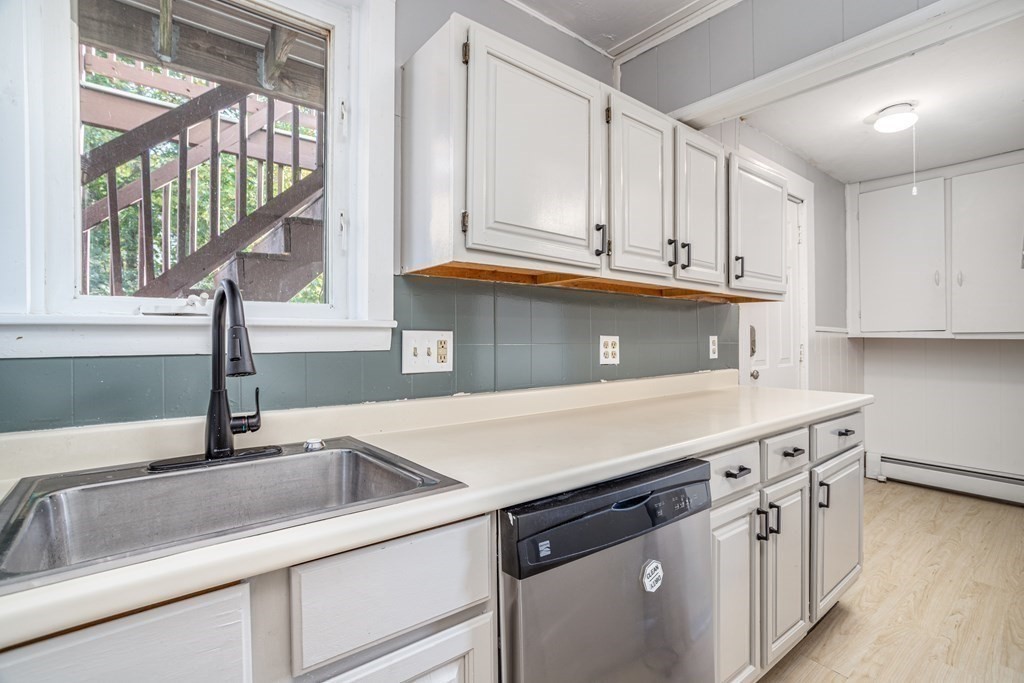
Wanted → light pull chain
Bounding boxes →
[911,123,918,196]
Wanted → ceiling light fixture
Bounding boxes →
[872,103,918,133]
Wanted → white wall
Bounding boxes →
[864,339,1024,478]
[396,0,612,83]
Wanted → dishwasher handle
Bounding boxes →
[513,480,710,579]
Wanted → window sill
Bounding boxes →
[0,315,397,358]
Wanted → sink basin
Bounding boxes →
[0,437,462,594]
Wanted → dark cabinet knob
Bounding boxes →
[782,447,806,458]
[837,428,856,437]
[725,465,752,479]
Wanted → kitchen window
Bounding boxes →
[0,0,396,357]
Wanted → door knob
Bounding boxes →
[750,370,760,380]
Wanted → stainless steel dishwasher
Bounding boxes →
[499,458,713,683]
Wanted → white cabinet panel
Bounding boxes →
[328,614,495,683]
[706,442,762,502]
[858,178,946,332]
[760,472,809,668]
[0,585,251,682]
[466,26,604,269]
[951,163,1024,333]
[811,447,864,622]
[676,126,727,285]
[761,427,809,482]
[711,493,761,683]
[729,155,787,294]
[608,92,674,277]
[291,516,491,673]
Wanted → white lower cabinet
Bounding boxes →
[711,492,761,683]
[760,472,810,668]
[0,585,252,682]
[326,614,495,683]
[811,447,864,622]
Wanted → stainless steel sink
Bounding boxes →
[0,437,462,594]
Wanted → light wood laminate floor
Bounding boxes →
[761,478,1024,683]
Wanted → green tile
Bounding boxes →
[455,280,494,345]
[412,371,455,399]
[0,358,74,432]
[455,345,495,394]
[409,277,456,331]
[306,352,362,407]
[238,353,306,411]
[495,288,532,344]
[73,356,163,426]
[495,345,531,390]
[362,333,412,401]
[164,355,211,418]
[530,344,564,387]
[564,343,593,385]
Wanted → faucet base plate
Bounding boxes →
[148,446,284,472]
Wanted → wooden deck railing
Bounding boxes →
[79,50,323,297]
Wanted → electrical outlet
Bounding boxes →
[402,330,454,374]
[599,335,620,365]
[709,335,719,360]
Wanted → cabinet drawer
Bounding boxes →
[0,585,251,682]
[761,428,810,482]
[706,442,761,502]
[290,516,492,674]
[811,413,864,462]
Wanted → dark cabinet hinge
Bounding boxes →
[462,41,470,65]
[605,106,611,124]
[461,211,469,233]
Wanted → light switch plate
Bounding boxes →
[402,330,454,374]
[709,335,719,359]
[599,335,620,365]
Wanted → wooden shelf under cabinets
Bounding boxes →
[409,262,771,303]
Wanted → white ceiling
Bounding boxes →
[513,0,719,56]
[741,17,1024,183]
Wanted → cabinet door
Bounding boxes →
[676,125,726,285]
[761,472,810,668]
[729,155,787,294]
[608,92,674,277]
[0,585,251,682]
[811,447,864,623]
[466,25,604,269]
[327,614,495,683]
[858,178,946,332]
[952,163,1024,333]
[711,493,761,683]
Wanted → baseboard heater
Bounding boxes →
[879,456,1024,505]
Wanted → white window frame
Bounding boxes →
[0,0,396,357]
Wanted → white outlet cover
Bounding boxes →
[599,335,620,365]
[709,335,719,360]
[402,330,454,374]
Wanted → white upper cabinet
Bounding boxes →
[607,92,674,277]
[951,163,1024,333]
[465,25,604,269]
[729,155,788,294]
[676,126,727,286]
[857,178,946,333]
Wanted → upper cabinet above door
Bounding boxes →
[607,92,674,278]
[465,25,604,269]
[729,156,788,295]
[676,126,727,286]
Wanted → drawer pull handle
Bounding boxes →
[756,508,769,541]
[837,428,856,437]
[819,481,832,509]
[594,223,609,256]
[768,502,781,535]
[725,465,751,479]
[734,255,745,279]
[782,447,806,458]
[667,238,678,267]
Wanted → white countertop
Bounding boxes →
[0,371,871,649]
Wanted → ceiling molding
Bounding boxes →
[611,0,743,63]
[668,0,1024,129]
[498,0,614,59]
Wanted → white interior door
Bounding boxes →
[740,198,806,388]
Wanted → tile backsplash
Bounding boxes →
[0,276,739,433]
